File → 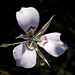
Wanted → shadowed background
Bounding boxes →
[0,0,75,75]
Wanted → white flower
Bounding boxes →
[13,7,68,68]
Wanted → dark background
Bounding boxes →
[0,0,75,75]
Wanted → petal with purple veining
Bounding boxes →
[38,32,68,57]
[13,43,37,68]
[16,7,40,33]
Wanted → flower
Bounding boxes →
[13,7,68,68]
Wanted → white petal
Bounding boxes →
[38,32,68,57]
[16,7,40,33]
[13,43,37,68]
[44,32,63,44]
[43,41,68,57]
[13,43,25,66]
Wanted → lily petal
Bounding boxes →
[16,7,40,36]
[38,32,68,57]
[13,43,37,68]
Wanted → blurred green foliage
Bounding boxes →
[0,0,75,75]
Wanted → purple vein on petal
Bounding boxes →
[26,26,36,32]
[43,36,48,46]
[25,43,33,51]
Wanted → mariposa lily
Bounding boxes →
[12,7,68,68]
